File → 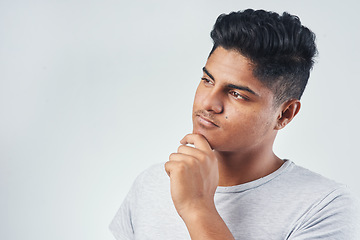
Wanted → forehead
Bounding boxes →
[205,47,272,97]
[207,47,254,77]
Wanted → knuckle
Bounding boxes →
[169,152,177,160]
[177,145,185,153]
[177,161,188,172]
[187,157,197,166]
[198,153,207,162]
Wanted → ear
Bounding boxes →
[275,99,301,130]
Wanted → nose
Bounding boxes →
[202,88,224,114]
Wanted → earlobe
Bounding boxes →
[275,99,301,130]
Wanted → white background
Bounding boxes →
[1,0,359,239]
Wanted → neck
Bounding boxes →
[215,144,283,186]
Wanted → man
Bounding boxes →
[110,9,359,239]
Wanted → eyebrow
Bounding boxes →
[202,67,215,81]
[202,67,258,96]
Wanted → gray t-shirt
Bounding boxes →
[110,160,359,239]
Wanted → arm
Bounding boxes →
[181,204,235,240]
[165,134,235,240]
[109,182,136,240]
[289,187,360,240]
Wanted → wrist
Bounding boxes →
[180,201,218,224]
[180,202,235,240]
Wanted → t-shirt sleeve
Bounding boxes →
[109,172,144,240]
[289,187,360,239]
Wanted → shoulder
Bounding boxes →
[275,161,359,222]
[130,162,169,192]
[135,162,168,182]
[280,161,347,196]
[283,162,360,238]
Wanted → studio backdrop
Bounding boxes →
[0,0,359,239]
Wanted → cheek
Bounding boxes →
[226,108,273,135]
[249,110,277,136]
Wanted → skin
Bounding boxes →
[165,47,301,239]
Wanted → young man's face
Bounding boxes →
[192,47,281,152]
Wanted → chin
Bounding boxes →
[192,127,217,150]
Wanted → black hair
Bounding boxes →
[210,9,317,106]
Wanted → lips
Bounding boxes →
[196,113,220,128]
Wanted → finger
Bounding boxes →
[180,133,212,151]
[169,152,198,162]
[164,161,176,177]
[165,156,196,177]
[177,144,204,159]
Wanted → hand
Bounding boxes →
[164,133,219,220]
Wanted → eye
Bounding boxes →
[201,77,214,86]
[229,90,247,100]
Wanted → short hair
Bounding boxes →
[210,9,317,106]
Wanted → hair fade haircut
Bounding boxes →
[210,9,317,106]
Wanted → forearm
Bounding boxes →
[182,205,235,240]
[166,134,235,239]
